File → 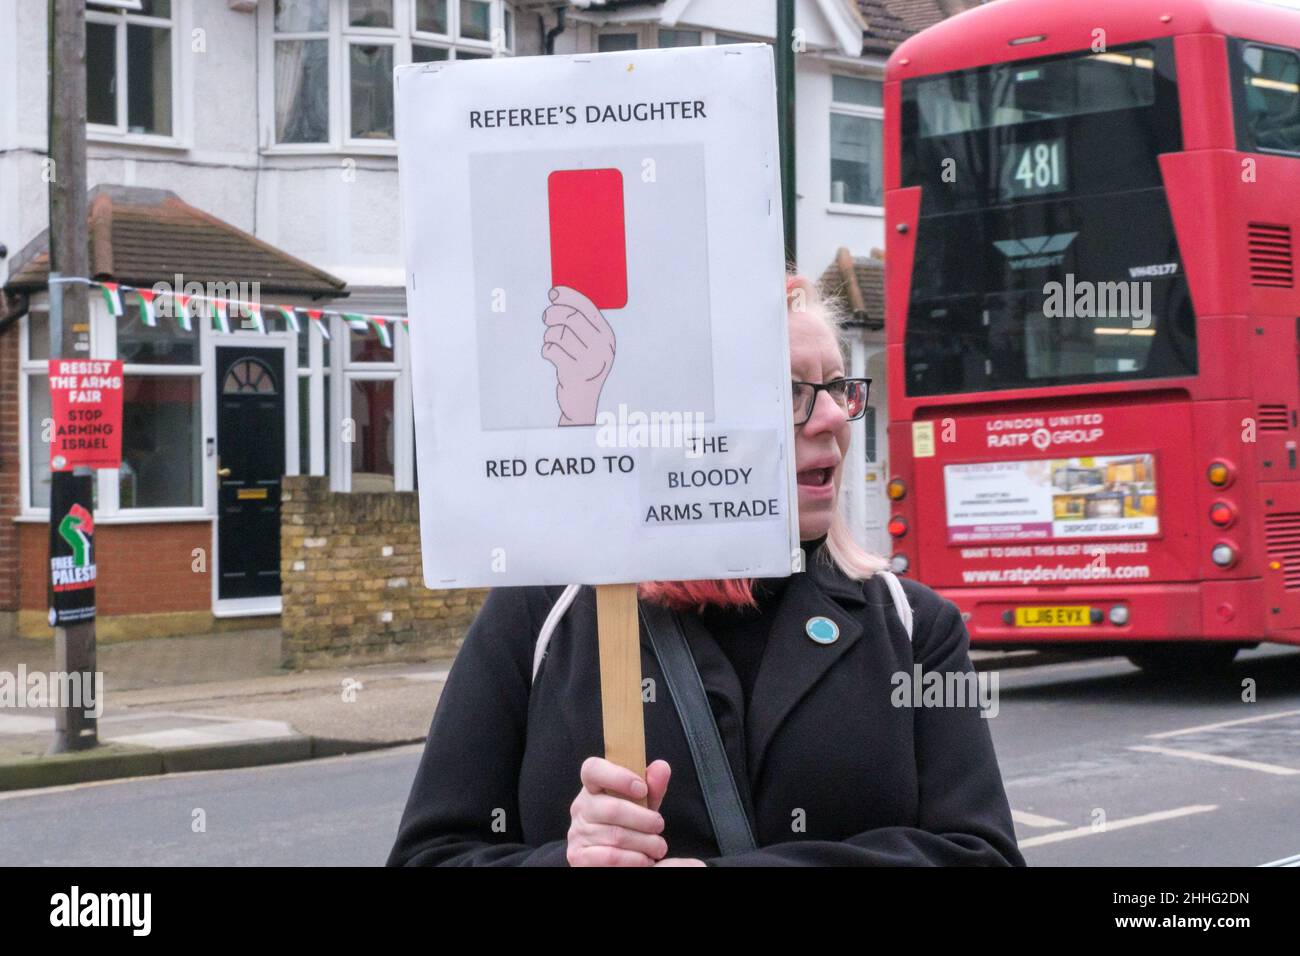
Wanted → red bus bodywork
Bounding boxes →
[885,0,1300,647]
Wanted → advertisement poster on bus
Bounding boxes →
[945,454,1158,543]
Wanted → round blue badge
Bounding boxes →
[805,616,840,644]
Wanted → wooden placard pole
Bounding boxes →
[594,582,647,808]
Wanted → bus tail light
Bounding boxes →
[1207,460,1234,488]
[889,553,909,574]
[888,516,908,538]
[1209,501,1236,527]
[887,478,907,501]
[1211,543,1238,568]
[1109,605,1130,626]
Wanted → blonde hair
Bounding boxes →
[786,272,889,581]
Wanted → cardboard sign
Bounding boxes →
[48,472,96,626]
[48,359,124,471]
[396,44,798,587]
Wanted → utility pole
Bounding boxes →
[775,0,796,267]
[47,0,97,752]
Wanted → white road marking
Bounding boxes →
[0,714,54,734]
[1146,708,1300,739]
[1012,809,1068,828]
[1129,744,1300,776]
[1260,853,1300,867]
[400,670,450,682]
[106,718,298,749]
[1018,805,1218,848]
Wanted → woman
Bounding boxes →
[387,274,1025,866]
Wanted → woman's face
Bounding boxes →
[789,307,851,542]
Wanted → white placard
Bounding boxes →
[396,44,799,588]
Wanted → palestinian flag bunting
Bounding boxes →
[134,289,157,327]
[274,306,300,332]
[305,309,330,340]
[172,293,192,332]
[82,281,405,343]
[242,304,267,335]
[99,282,124,317]
[210,298,231,334]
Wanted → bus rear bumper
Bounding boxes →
[937,580,1267,645]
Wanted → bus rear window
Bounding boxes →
[915,47,1157,138]
[905,289,1197,396]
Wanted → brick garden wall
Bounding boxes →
[15,520,216,639]
[280,476,488,668]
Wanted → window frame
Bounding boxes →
[1231,38,1300,158]
[828,70,885,214]
[262,0,515,154]
[85,0,184,148]
[594,25,762,52]
[335,316,414,492]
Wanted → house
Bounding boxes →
[0,0,972,645]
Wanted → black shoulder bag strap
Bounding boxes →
[638,600,758,857]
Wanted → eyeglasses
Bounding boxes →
[792,378,870,426]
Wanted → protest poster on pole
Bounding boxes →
[48,472,96,627]
[396,44,798,784]
[48,358,124,472]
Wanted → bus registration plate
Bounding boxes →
[1015,606,1091,627]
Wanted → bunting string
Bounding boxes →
[48,277,409,344]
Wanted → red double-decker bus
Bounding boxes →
[884,0,1300,669]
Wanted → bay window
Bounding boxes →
[597,27,762,53]
[268,0,517,149]
[119,374,202,508]
[117,302,203,510]
[340,319,407,492]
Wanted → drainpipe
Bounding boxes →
[543,5,567,54]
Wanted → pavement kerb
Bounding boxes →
[0,734,427,793]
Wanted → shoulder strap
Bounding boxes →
[875,570,914,640]
[639,600,758,857]
[532,583,581,684]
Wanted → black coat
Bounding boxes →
[388,546,1026,866]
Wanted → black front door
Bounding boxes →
[216,347,285,601]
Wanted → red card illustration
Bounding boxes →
[547,168,628,310]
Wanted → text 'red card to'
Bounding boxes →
[547,168,628,310]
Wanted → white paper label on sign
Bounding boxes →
[396,45,799,588]
[638,429,787,532]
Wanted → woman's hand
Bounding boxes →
[567,757,672,866]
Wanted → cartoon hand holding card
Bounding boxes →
[541,285,616,426]
[542,168,626,427]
